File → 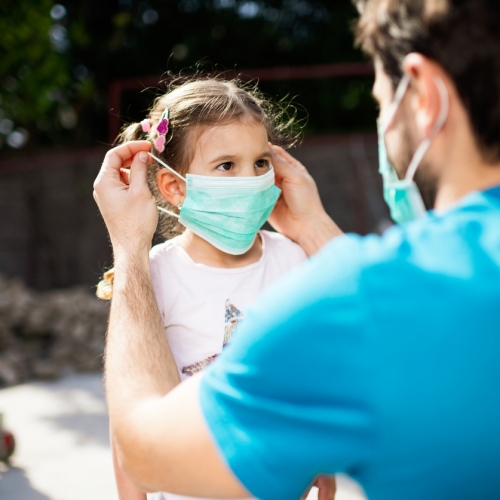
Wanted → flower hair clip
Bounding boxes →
[154,108,170,153]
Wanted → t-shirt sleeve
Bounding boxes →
[199,234,376,500]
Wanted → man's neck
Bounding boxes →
[432,116,500,211]
[434,160,500,211]
[177,230,263,268]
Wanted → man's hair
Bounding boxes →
[354,0,500,163]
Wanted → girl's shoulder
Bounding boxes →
[260,230,308,267]
[149,236,182,263]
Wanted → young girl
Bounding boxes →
[98,78,308,500]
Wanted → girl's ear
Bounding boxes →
[156,169,186,207]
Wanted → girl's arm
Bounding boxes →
[112,430,148,500]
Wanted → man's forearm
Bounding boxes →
[105,250,181,462]
[297,213,343,257]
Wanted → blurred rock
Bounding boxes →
[0,275,109,387]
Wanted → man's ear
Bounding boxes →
[403,53,447,138]
[156,169,186,207]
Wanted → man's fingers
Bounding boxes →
[316,476,336,500]
[94,141,151,193]
[120,168,131,185]
[129,151,150,191]
[102,141,152,174]
[270,143,305,170]
[269,144,292,172]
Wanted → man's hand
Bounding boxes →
[95,143,249,498]
[301,475,337,500]
[269,144,343,256]
[93,140,156,257]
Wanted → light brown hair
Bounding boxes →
[96,76,301,300]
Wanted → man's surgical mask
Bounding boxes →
[378,74,449,224]
[149,153,281,255]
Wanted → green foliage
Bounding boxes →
[0,0,68,124]
[0,0,376,154]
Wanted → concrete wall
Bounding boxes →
[0,135,390,290]
[0,148,112,290]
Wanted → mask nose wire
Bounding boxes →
[404,76,450,182]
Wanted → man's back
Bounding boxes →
[358,186,500,498]
[200,186,500,500]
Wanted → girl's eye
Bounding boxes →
[255,159,269,169]
[216,162,234,171]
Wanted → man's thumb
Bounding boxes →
[129,151,149,189]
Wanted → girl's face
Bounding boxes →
[156,119,271,208]
[187,119,271,177]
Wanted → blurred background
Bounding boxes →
[0,1,382,498]
[0,0,387,291]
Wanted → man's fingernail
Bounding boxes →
[139,152,148,163]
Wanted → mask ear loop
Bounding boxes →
[381,74,411,136]
[148,152,185,219]
[405,77,450,182]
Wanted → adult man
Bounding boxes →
[94,0,500,499]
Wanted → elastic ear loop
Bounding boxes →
[148,152,185,219]
[404,76,450,182]
[381,74,411,136]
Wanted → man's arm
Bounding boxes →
[112,431,147,500]
[94,142,249,496]
[108,255,248,496]
[94,141,339,498]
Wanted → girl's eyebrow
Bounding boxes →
[209,151,271,164]
[209,154,239,164]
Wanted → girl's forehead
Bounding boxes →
[196,120,269,154]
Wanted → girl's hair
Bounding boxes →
[96,76,302,300]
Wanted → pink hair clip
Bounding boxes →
[155,108,169,153]
[140,119,151,133]
[155,135,166,152]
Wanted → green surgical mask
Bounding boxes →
[149,153,281,255]
[378,74,449,224]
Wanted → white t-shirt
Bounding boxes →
[147,230,307,500]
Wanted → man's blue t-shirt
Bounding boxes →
[199,186,500,500]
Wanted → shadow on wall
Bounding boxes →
[0,135,391,291]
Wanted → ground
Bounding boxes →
[0,373,367,500]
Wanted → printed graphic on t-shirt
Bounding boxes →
[182,300,243,376]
